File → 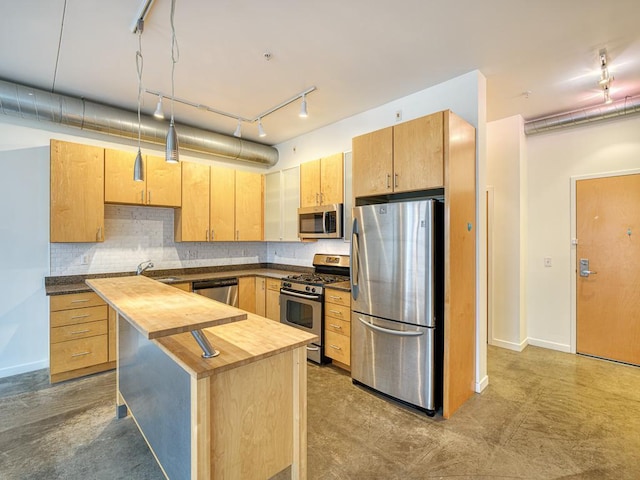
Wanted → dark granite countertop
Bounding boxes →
[45,263,314,296]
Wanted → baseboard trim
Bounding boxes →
[475,375,489,393]
[490,337,528,352]
[527,337,571,353]
[0,359,48,379]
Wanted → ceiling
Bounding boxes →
[1,0,640,145]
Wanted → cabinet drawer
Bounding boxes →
[266,278,281,291]
[50,335,108,375]
[50,305,108,328]
[325,330,350,365]
[324,303,350,322]
[51,319,108,344]
[325,317,350,336]
[50,292,105,312]
[325,289,350,307]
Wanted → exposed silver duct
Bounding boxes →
[0,79,278,167]
[524,94,640,135]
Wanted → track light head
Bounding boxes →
[299,94,308,118]
[233,120,242,138]
[258,119,266,137]
[154,96,165,119]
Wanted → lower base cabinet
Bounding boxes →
[49,292,115,383]
[324,288,351,370]
[265,278,281,321]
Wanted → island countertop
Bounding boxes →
[86,275,248,339]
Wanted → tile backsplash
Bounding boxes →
[50,205,350,276]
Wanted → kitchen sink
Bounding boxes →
[156,276,182,283]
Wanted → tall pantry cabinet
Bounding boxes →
[352,110,476,419]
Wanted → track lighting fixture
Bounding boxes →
[133,19,145,182]
[603,85,612,104]
[299,94,308,118]
[145,86,316,140]
[165,0,180,163]
[153,96,165,119]
[598,49,614,105]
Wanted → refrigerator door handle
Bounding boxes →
[350,218,359,293]
[357,317,425,337]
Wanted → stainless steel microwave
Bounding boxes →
[298,204,343,239]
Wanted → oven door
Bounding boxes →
[280,290,323,363]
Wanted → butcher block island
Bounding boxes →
[86,276,316,480]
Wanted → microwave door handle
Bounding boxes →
[322,211,328,235]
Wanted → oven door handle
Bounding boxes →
[358,317,425,337]
[281,290,322,301]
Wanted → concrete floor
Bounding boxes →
[1,345,640,479]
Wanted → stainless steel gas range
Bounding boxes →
[280,254,350,363]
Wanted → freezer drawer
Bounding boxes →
[351,312,437,412]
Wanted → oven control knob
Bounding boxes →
[283,282,291,288]
[311,287,316,293]
[305,286,310,291]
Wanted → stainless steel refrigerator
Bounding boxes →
[350,199,443,415]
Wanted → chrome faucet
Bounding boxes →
[136,260,154,275]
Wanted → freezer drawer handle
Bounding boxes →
[358,317,425,337]
[306,345,320,351]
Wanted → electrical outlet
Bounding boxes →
[544,257,552,267]
[81,254,89,265]
[395,110,402,122]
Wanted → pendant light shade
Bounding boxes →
[166,119,179,163]
[133,149,144,181]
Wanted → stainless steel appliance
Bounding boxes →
[193,278,239,307]
[350,199,443,416]
[298,204,343,239]
[280,254,350,363]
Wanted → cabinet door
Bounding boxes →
[300,159,321,207]
[394,111,444,191]
[238,276,256,314]
[352,127,393,199]
[104,148,145,205]
[210,165,236,241]
[320,153,344,205]
[264,171,281,241]
[175,161,209,242]
[255,277,266,316]
[281,166,301,241]
[50,140,105,242]
[265,279,281,322]
[235,171,263,241]
[146,155,181,207]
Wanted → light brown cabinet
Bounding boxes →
[255,277,266,316]
[176,162,263,242]
[300,153,344,207]
[50,139,104,243]
[104,149,181,207]
[324,288,351,369]
[352,111,444,198]
[239,276,256,314]
[265,278,281,321]
[49,292,115,383]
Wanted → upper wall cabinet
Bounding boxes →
[175,162,263,242]
[300,153,344,207]
[50,139,105,243]
[104,149,181,207]
[352,111,444,198]
[265,166,300,242]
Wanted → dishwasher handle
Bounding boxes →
[192,277,238,290]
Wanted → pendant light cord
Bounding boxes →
[136,26,144,149]
[170,0,179,122]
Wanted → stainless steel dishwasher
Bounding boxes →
[192,278,239,307]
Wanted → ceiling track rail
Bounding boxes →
[524,94,640,135]
[0,78,278,167]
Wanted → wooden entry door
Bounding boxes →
[576,174,640,365]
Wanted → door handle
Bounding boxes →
[579,258,597,277]
[358,317,424,337]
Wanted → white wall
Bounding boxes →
[276,70,489,392]
[526,114,640,352]
[486,115,528,351]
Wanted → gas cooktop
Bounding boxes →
[283,272,350,286]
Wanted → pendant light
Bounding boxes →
[166,0,179,163]
[133,19,145,182]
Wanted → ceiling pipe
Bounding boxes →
[0,78,279,167]
[524,94,640,135]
